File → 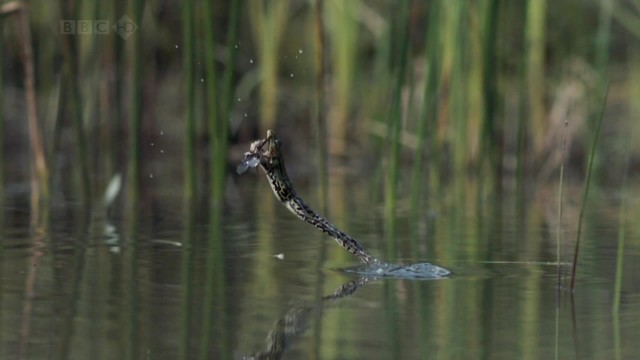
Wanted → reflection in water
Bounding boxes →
[0,179,639,358]
[244,277,372,360]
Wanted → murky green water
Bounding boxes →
[1,172,639,359]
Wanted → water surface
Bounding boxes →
[1,174,639,359]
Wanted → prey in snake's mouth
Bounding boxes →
[237,130,284,175]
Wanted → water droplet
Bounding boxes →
[244,113,248,117]
[150,142,154,147]
[234,44,238,49]
[273,253,285,260]
[160,130,164,135]
[200,78,204,82]
[237,98,241,102]
[249,59,254,64]
[160,149,164,154]
[290,73,294,78]
[149,174,154,178]
[298,49,303,54]
[175,44,179,49]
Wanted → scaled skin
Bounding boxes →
[247,130,374,264]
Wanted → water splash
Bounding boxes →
[347,258,450,279]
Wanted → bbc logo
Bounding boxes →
[60,20,110,35]
[59,15,138,40]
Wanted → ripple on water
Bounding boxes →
[345,260,451,280]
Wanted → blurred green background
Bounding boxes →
[1,0,638,208]
[2,1,640,359]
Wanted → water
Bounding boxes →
[1,173,639,359]
[346,262,450,279]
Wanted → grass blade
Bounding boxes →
[569,80,608,291]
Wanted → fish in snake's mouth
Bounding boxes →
[236,130,279,174]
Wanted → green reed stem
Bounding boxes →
[0,12,3,343]
[570,81,608,291]
[127,0,144,213]
[384,0,410,252]
[180,203,196,360]
[249,0,289,134]
[613,121,632,316]
[481,0,500,176]
[612,120,631,360]
[525,0,547,153]
[17,4,50,207]
[183,0,197,203]
[199,1,218,356]
[0,10,3,195]
[202,0,219,187]
[595,0,613,78]
[311,2,329,354]
[327,0,358,157]
[199,1,239,358]
[222,0,241,124]
[440,1,465,173]
[314,0,328,212]
[410,1,441,245]
[64,34,91,205]
[556,120,568,288]
[124,209,140,360]
[114,0,126,171]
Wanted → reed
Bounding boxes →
[384,0,410,251]
[612,124,630,316]
[180,203,196,360]
[442,1,467,174]
[480,0,500,176]
[612,54,638,360]
[114,0,126,172]
[201,207,231,359]
[57,0,91,205]
[311,2,329,356]
[525,0,547,154]
[595,0,613,79]
[569,81,608,291]
[199,1,240,358]
[326,0,359,157]
[222,0,241,123]
[181,4,198,353]
[183,0,197,203]
[127,0,144,214]
[0,5,4,196]
[202,0,220,195]
[249,0,290,134]
[556,120,568,289]
[199,1,218,356]
[14,4,50,215]
[123,209,140,360]
[410,1,441,246]
[314,0,328,211]
[613,50,636,314]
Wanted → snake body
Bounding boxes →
[249,130,374,264]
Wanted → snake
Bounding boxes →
[239,130,375,264]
